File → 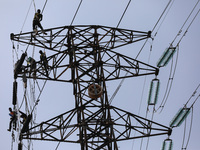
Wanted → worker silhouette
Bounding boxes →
[39,50,48,76]
[33,9,46,35]
[19,111,27,124]
[8,107,17,132]
[27,57,36,77]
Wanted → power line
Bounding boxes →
[42,0,48,14]
[20,1,33,34]
[171,0,200,45]
[116,0,132,28]
[152,0,173,33]
[32,0,36,12]
[157,1,200,112]
[110,0,175,104]
[70,0,83,25]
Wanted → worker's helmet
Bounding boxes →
[27,57,32,62]
[37,9,41,13]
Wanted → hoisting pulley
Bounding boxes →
[88,84,103,99]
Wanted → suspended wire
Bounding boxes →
[177,7,200,46]
[171,0,200,45]
[139,105,156,150]
[32,0,37,12]
[56,0,83,62]
[20,0,33,34]
[109,39,149,104]
[31,80,47,114]
[184,106,194,149]
[190,93,200,108]
[70,0,83,25]
[11,131,15,150]
[185,83,200,107]
[110,0,174,104]
[42,0,48,14]
[157,1,200,112]
[116,0,132,28]
[156,45,179,112]
[182,115,187,149]
[152,0,173,33]
[181,106,194,150]
[131,44,153,149]
[152,0,176,38]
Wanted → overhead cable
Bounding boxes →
[116,0,132,28]
[177,7,200,46]
[110,0,174,104]
[157,1,200,112]
[171,0,200,45]
[157,45,179,112]
[152,0,173,33]
[70,0,83,25]
[32,0,36,12]
[42,0,48,14]
[20,1,33,34]
[152,0,175,38]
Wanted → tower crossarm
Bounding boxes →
[14,48,158,82]
[10,25,151,52]
[20,105,171,147]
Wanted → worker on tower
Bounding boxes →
[33,9,46,34]
[39,50,48,76]
[8,107,17,132]
[19,110,27,124]
[27,57,36,77]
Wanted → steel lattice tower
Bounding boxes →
[11,25,172,150]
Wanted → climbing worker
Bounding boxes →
[8,107,17,132]
[19,111,27,124]
[32,9,46,34]
[39,50,48,76]
[27,57,36,77]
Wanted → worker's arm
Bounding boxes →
[39,14,43,21]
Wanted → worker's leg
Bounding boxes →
[32,20,37,31]
[37,22,44,31]
[8,119,12,131]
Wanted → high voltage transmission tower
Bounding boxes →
[11,25,172,150]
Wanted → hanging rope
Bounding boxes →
[31,80,47,114]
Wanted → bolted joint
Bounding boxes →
[147,31,152,38]
[155,68,159,76]
[10,33,14,40]
[168,128,172,136]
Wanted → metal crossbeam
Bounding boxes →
[21,105,171,149]
[11,25,151,52]
[15,48,158,82]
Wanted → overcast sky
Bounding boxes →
[1,0,200,150]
